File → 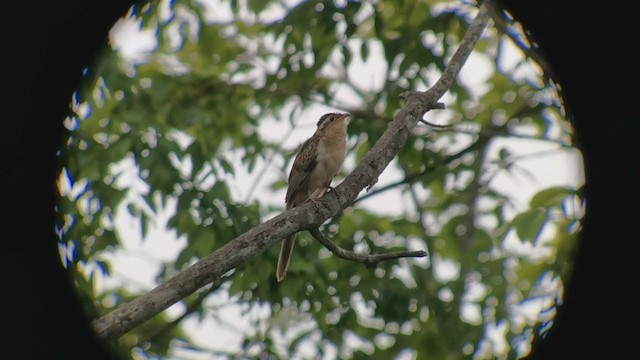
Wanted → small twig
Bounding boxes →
[413,101,451,128]
[308,228,428,268]
[419,119,454,128]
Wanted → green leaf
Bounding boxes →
[530,186,575,208]
[217,157,235,175]
[109,136,133,160]
[270,179,287,191]
[512,208,548,243]
[355,140,370,162]
[192,228,215,257]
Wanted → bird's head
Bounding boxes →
[316,112,350,131]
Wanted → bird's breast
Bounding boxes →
[316,132,346,180]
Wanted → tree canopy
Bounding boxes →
[57,0,584,359]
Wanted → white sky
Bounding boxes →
[69,2,587,359]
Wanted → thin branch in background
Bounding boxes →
[485,159,537,185]
[501,146,570,163]
[233,340,270,360]
[433,125,575,148]
[308,228,427,268]
[341,77,372,104]
[355,178,409,204]
[408,186,435,253]
[459,136,490,251]
[347,109,392,123]
[355,138,481,204]
[481,146,567,188]
[170,342,237,360]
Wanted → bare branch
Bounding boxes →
[137,279,223,345]
[416,102,450,128]
[433,125,575,147]
[308,228,428,268]
[419,119,452,128]
[91,1,492,340]
[402,2,491,104]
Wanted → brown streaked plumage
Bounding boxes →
[276,112,350,282]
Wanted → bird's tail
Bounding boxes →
[276,234,296,282]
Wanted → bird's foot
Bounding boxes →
[327,186,346,206]
[307,196,324,211]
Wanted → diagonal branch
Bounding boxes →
[91,1,492,340]
[308,228,427,268]
[136,278,224,345]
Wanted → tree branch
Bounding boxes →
[433,125,575,147]
[308,228,427,268]
[419,118,452,128]
[91,1,492,340]
[137,279,223,345]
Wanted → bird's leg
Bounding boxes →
[307,196,324,213]
[307,187,327,210]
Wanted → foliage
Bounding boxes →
[56,0,584,359]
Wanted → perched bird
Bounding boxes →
[277,112,350,282]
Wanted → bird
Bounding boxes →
[276,112,350,282]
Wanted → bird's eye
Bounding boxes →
[317,113,339,127]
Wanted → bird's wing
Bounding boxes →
[285,136,318,207]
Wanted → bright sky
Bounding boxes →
[67,1,587,358]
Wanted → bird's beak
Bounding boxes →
[341,113,351,125]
